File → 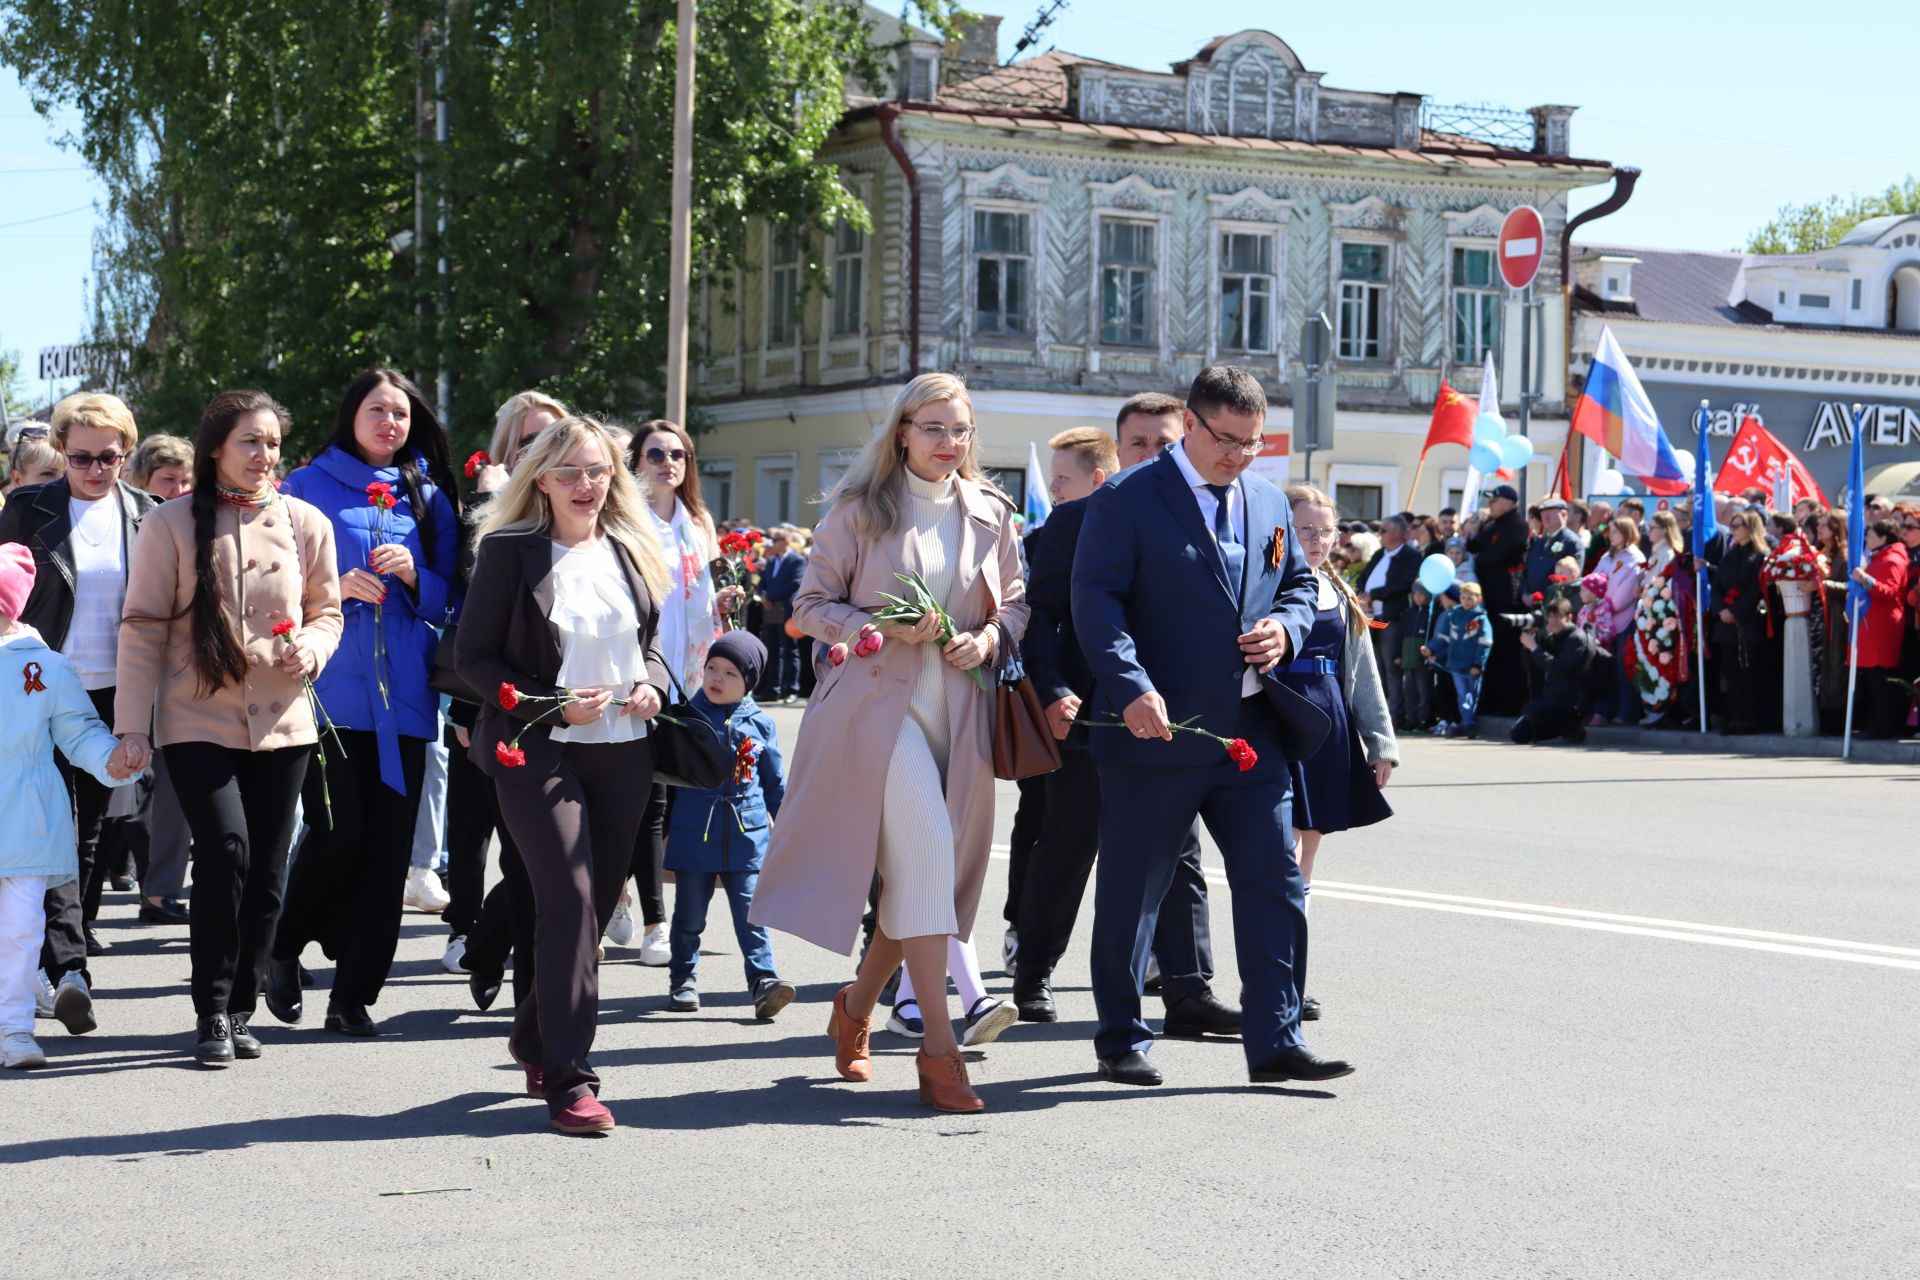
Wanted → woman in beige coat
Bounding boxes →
[116,390,342,1067]
[751,373,1027,1113]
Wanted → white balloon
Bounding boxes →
[1671,449,1696,484]
[1596,468,1625,495]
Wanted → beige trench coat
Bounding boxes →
[749,477,1029,954]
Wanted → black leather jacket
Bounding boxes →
[0,477,157,650]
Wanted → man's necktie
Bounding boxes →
[1204,482,1244,594]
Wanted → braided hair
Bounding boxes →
[186,391,291,694]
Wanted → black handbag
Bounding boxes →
[646,649,729,790]
[429,625,481,706]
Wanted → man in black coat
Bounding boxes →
[1467,484,1528,714]
[1519,497,1583,606]
[1015,419,1232,1035]
[1356,514,1422,725]
[1511,600,1597,744]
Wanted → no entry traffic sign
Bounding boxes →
[1498,205,1545,291]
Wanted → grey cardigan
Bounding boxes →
[1334,588,1400,767]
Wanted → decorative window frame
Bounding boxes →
[961,163,1052,357]
[760,223,805,379]
[754,451,800,527]
[1328,196,1403,366]
[818,172,875,385]
[1443,205,1508,374]
[1206,187,1291,363]
[1087,174,1176,366]
[1326,461,1401,521]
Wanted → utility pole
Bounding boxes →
[435,1,450,427]
[664,0,697,428]
[1516,284,1545,507]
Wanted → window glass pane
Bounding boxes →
[975,210,1028,254]
[1247,279,1271,351]
[1004,258,1029,332]
[1101,220,1154,265]
[975,259,1002,331]
[1223,232,1271,275]
[1128,269,1151,333]
[1101,270,1126,342]
[771,228,798,266]
[1335,484,1383,521]
[833,257,862,335]
[1341,243,1386,281]
[1453,246,1492,288]
[836,222,864,254]
[1220,278,1247,348]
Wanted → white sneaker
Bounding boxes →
[53,971,96,1035]
[637,923,670,967]
[404,867,451,913]
[604,899,636,948]
[441,935,467,975]
[2,1031,47,1069]
[34,971,55,1020]
[1001,929,1018,973]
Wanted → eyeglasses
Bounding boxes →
[548,464,614,486]
[1190,409,1263,457]
[1296,525,1338,542]
[1902,522,1920,532]
[643,446,688,465]
[908,421,975,445]
[65,451,125,472]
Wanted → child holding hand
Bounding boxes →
[0,544,145,1069]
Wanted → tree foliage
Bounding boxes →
[1744,175,1920,255]
[0,349,29,423]
[0,1,952,452]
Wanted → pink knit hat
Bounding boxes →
[0,542,35,623]
[1580,571,1609,597]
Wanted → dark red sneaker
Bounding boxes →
[549,1095,615,1136]
[509,1049,543,1099]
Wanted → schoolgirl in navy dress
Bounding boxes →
[1278,485,1398,1020]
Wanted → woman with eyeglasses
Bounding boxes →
[751,372,1028,1112]
[0,392,157,1030]
[265,369,461,1038]
[455,416,670,1135]
[611,420,735,966]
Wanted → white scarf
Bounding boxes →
[649,498,718,692]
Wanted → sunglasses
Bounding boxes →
[13,425,49,441]
[66,451,126,471]
[644,446,689,465]
[548,463,614,486]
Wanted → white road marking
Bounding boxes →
[986,849,1920,971]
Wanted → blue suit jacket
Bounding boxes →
[1071,451,1318,767]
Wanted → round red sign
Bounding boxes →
[1497,205,1546,291]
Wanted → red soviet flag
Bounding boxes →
[1422,381,1478,457]
[1714,416,1828,507]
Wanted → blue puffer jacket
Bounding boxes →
[663,691,786,874]
[283,445,458,794]
[0,626,137,884]
[1426,604,1494,674]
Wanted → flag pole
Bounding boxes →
[1842,402,1867,761]
[1409,453,1430,511]
[1843,599,1861,760]
[1692,402,1711,734]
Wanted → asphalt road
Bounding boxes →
[4,710,1916,1279]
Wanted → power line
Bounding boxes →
[0,204,91,230]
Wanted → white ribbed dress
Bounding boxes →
[874,469,965,940]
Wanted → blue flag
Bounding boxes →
[1023,440,1052,529]
[1691,404,1713,553]
[1847,404,1869,618]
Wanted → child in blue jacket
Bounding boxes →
[0,544,140,1069]
[663,632,795,1020]
[1422,580,1494,739]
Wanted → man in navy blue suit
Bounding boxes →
[1072,366,1356,1086]
[755,528,805,702]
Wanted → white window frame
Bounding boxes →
[1213,223,1283,357]
[1086,174,1175,367]
[763,224,802,352]
[754,451,799,528]
[968,205,1037,341]
[698,456,738,523]
[961,164,1053,357]
[1447,240,1503,369]
[817,174,874,386]
[1335,236,1392,363]
[1096,216,1159,349]
[1325,462,1401,520]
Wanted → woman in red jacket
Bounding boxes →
[1849,519,1910,738]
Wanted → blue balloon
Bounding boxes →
[1500,434,1536,471]
[1468,440,1504,474]
[1473,412,1507,445]
[1418,554,1457,595]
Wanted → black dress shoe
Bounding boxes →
[112,874,136,892]
[1162,989,1242,1037]
[469,968,503,1012]
[195,1014,235,1068]
[229,1013,262,1059]
[1248,1045,1355,1083]
[84,929,109,956]
[1301,995,1322,1021]
[1097,1050,1163,1086]
[265,959,303,1024]
[323,1001,378,1037]
[138,897,192,925]
[1013,972,1057,1023]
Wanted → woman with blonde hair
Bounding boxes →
[454,415,670,1136]
[750,372,1029,1112]
[473,392,570,495]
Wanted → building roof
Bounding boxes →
[1836,213,1917,247]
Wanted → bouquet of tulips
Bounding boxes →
[870,570,991,692]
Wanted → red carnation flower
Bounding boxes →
[365,482,397,511]
[1548,574,1569,584]
[494,741,527,768]
[271,619,296,638]
[498,682,520,710]
[1529,592,1546,605]
[1226,738,1258,772]
[464,450,491,478]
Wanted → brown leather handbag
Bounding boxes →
[991,639,1062,781]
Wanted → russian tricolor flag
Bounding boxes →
[1572,326,1690,496]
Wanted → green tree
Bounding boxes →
[1745,175,1920,254]
[0,349,29,423]
[0,1,953,452]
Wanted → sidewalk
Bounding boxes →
[1474,716,1920,765]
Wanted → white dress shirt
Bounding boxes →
[547,537,648,744]
[1169,443,1261,696]
[63,492,127,691]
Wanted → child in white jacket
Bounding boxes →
[0,543,142,1068]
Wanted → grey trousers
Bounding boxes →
[143,749,193,900]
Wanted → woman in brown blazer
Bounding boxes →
[454,416,671,1137]
[115,390,343,1067]
[750,373,1028,1113]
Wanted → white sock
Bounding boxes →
[949,935,987,1011]
[1302,881,1312,919]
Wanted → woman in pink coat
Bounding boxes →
[1593,516,1645,723]
[749,373,1028,1113]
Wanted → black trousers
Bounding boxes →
[1015,746,1214,1002]
[443,726,493,939]
[1863,667,1908,739]
[1510,698,1584,744]
[495,737,654,1110]
[274,729,428,1006]
[629,781,670,926]
[1002,773,1047,930]
[43,686,119,978]
[164,742,309,1018]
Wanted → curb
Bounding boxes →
[1472,716,1920,765]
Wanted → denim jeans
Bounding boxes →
[409,711,449,874]
[669,869,778,990]
[1450,671,1483,729]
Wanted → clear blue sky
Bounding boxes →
[4,0,1916,412]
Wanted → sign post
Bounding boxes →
[1296,311,1334,485]
[1499,206,1545,507]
